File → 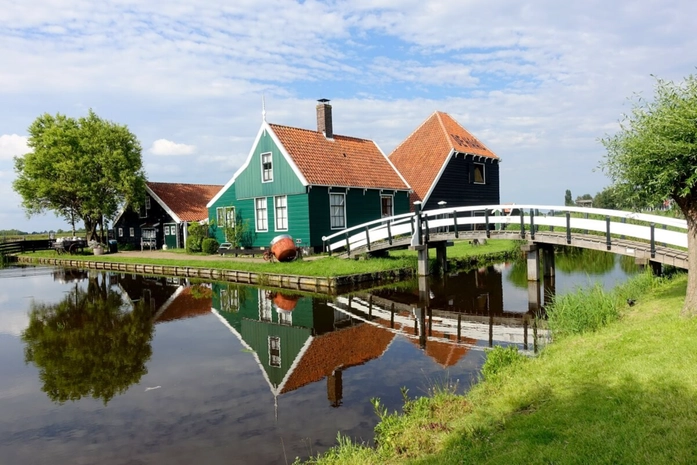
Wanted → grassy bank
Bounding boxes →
[304,272,697,464]
[17,239,519,278]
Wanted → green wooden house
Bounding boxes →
[207,100,411,251]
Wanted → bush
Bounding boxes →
[186,236,202,253]
[481,345,525,380]
[201,238,220,255]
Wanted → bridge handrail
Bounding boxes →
[321,211,415,242]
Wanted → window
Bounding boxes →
[261,152,273,182]
[164,226,170,235]
[278,310,292,326]
[145,197,151,209]
[269,336,281,368]
[259,290,272,321]
[381,195,393,218]
[255,198,268,232]
[473,163,485,184]
[118,228,123,237]
[139,205,147,218]
[129,227,134,237]
[217,206,236,239]
[274,196,288,231]
[330,193,346,229]
[220,287,239,313]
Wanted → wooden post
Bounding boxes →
[530,210,536,240]
[364,226,371,251]
[387,221,393,245]
[520,209,526,239]
[566,212,571,244]
[452,211,459,238]
[436,242,447,273]
[650,223,656,258]
[485,209,490,238]
[522,243,540,281]
[605,216,611,250]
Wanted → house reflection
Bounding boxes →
[212,284,395,409]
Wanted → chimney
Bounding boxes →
[316,99,333,139]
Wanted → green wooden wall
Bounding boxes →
[308,187,411,247]
[235,129,306,199]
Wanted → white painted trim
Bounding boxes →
[146,185,183,223]
[260,151,274,183]
[206,121,309,208]
[274,195,288,232]
[422,148,455,206]
[329,192,347,230]
[374,141,412,190]
[254,197,269,232]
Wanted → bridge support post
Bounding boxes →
[521,243,540,281]
[417,247,429,276]
[541,245,555,278]
[436,242,448,273]
[528,281,541,313]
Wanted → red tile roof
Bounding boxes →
[389,111,498,203]
[148,182,223,222]
[269,123,409,190]
[280,323,394,394]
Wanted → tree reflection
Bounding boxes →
[21,277,154,405]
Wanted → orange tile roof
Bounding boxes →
[281,323,394,394]
[389,111,498,203]
[148,182,223,222]
[155,286,212,323]
[269,123,409,190]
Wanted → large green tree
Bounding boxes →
[13,110,146,241]
[601,73,697,316]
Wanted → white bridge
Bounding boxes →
[322,205,688,275]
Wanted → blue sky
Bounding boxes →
[1,0,696,232]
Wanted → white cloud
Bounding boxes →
[149,139,197,156]
[0,134,29,160]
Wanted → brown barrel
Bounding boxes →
[273,293,300,311]
[270,234,297,262]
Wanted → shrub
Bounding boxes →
[202,238,220,255]
[186,236,202,253]
[481,345,525,380]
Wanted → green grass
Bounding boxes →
[17,239,519,278]
[303,273,697,464]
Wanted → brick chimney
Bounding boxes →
[316,99,333,139]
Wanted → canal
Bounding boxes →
[0,248,637,464]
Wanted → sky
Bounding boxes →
[1,0,696,233]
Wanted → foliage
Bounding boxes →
[564,189,574,206]
[593,185,621,210]
[21,277,154,404]
[217,213,254,248]
[186,222,208,253]
[13,110,146,240]
[201,238,220,254]
[600,73,697,315]
[575,193,593,204]
[185,235,202,253]
[481,345,525,381]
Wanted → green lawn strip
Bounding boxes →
[304,273,697,464]
[17,240,518,278]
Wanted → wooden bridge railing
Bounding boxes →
[323,204,687,256]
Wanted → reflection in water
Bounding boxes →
[22,274,154,405]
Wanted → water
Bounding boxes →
[0,250,637,464]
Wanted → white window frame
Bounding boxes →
[145,197,151,209]
[261,152,273,183]
[255,197,268,232]
[381,194,394,218]
[164,226,170,235]
[473,162,486,184]
[118,228,123,237]
[274,195,288,231]
[268,336,281,368]
[129,227,134,237]
[278,310,292,326]
[329,193,346,230]
[259,290,273,322]
[216,206,236,239]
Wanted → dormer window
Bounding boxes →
[261,152,273,182]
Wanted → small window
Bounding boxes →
[274,196,288,231]
[330,193,346,229]
[269,336,281,368]
[255,198,268,232]
[129,227,134,237]
[278,311,292,326]
[473,163,485,184]
[381,195,393,218]
[139,205,147,218]
[164,226,169,235]
[145,197,151,209]
[261,152,273,183]
[217,207,236,229]
[118,228,123,237]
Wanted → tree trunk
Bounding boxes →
[674,195,697,316]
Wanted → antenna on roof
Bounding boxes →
[262,95,267,122]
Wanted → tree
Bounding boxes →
[21,277,154,404]
[601,73,697,316]
[13,110,146,241]
[575,193,593,205]
[564,189,574,206]
[593,186,621,210]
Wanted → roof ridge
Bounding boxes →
[388,111,439,156]
[268,122,374,143]
[435,111,453,148]
[148,181,223,187]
